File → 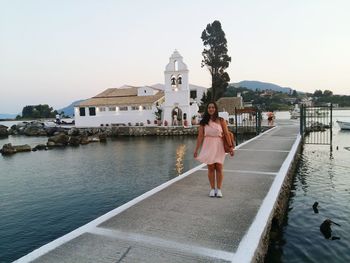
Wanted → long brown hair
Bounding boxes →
[200,102,219,126]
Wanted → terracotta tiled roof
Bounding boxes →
[94,87,138,98]
[78,88,164,107]
[216,97,243,115]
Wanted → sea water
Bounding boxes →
[266,110,350,263]
[0,133,200,262]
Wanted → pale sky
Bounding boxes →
[1,0,349,114]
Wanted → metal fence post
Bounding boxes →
[330,103,333,148]
[234,107,238,146]
[255,110,258,135]
[300,104,303,137]
[258,109,261,134]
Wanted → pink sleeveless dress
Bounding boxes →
[196,120,226,165]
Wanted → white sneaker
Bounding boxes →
[216,189,223,198]
[209,189,215,197]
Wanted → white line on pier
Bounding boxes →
[254,137,297,141]
[199,168,277,176]
[237,149,290,153]
[224,169,277,176]
[232,134,302,263]
[90,227,235,262]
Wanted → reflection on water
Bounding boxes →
[0,135,201,262]
[175,144,186,175]
[266,124,350,263]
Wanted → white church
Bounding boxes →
[74,50,206,127]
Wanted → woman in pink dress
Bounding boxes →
[194,102,234,197]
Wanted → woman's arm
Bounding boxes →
[194,125,204,158]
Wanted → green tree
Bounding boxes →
[20,104,57,119]
[323,90,333,97]
[154,107,162,120]
[201,20,231,101]
[313,90,323,97]
[199,90,213,112]
[22,105,34,118]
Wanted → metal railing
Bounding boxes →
[300,104,333,145]
[227,107,262,145]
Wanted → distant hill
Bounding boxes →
[58,100,85,117]
[232,80,293,94]
[0,113,17,119]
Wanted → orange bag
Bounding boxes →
[220,118,235,153]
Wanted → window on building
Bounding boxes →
[89,107,96,116]
[109,107,116,111]
[119,106,128,111]
[131,106,138,111]
[143,105,152,110]
[99,107,106,112]
[190,90,197,99]
[79,107,86,116]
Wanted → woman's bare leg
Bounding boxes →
[215,163,224,189]
[207,164,216,189]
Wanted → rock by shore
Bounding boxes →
[1,121,266,156]
[5,120,262,138]
[0,143,31,155]
[32,144,48,151]
[0,125,9,138]
[1,121,113,154]
[8,121,66,136]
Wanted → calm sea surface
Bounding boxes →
[1,110,349,262]
[0,131,201,262]
[266,110,350,263]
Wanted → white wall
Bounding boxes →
[74,106,157,127]
[164,90,190,106]
[193,87,206,104]
[137,87,158,96]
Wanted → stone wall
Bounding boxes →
[109,125,265,137]
[6,121,268,138]
[110,126,199,136]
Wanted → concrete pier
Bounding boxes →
[15,120,300,263]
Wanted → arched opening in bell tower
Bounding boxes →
[177,74,182,85]
[171,75,179,91]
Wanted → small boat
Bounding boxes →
[337,120,350,130]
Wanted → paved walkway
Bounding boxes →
[16,120,300,263]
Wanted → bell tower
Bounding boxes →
[163,50,191,126]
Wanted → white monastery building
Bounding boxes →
[74,50,206,127]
